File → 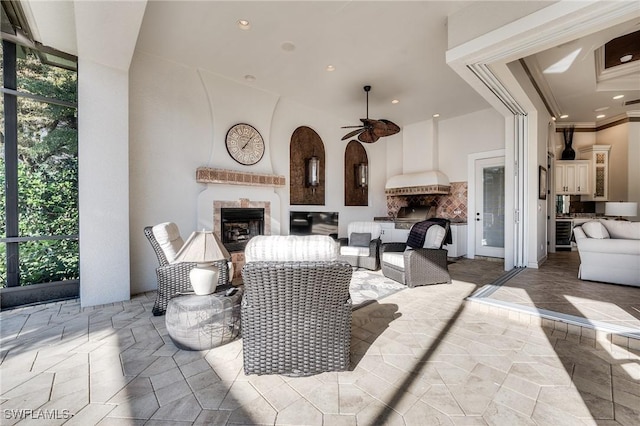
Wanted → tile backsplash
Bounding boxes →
[387,181,468,222]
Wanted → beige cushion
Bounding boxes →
[340,246,370,257]
[382,252,405,269]
[423,225,446,248]
[245,235,338,263]
[601,220,640,240]
[152,222,184,263]
[581,221,610,239]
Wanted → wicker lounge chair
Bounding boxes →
[337,221,382,270]
[380,219,451,287]
[144,223,229,316]
[241,235,352,376]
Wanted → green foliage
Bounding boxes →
[1,45,79,287]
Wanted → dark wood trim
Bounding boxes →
[519,59,555,118]
[556,116,633,132]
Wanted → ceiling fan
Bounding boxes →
[341,85,400,143]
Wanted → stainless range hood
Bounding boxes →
[385,170,450,196]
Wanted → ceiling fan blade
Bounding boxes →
[358,129,380,143]
[342,128,366,140]
[372,119,401,137]
[341,125,365,129]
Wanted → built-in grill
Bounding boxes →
[393,205,437,229]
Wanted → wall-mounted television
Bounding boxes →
[289,211,338,237]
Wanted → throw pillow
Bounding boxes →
[581,221,610,239]
[350,232,371,247]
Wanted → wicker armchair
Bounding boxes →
[241,235,352,376]
[144,223,229,316]
[337,221,382,270]
[380,219,451,287]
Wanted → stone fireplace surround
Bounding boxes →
[213,199,271,280]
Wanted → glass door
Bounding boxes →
[475,157,505,258]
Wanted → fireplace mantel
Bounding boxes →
[196,167,286,187]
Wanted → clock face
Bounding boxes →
[225,123,265,165]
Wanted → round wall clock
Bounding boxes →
[225,123,265,165]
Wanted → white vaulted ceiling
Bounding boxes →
[20,1,640,127]
[134,1,489,127]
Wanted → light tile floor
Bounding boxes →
[482,251,640,330]
[1,257,639,425]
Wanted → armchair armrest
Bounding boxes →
[381,242,407,254]
[404,248,450,286]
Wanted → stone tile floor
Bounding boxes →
[482,252,640,330]
[1,256,639,425]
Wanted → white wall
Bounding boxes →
[129,51,391,294]
[596,123,629,204]
[438,108,504,182]
[75,1,146,307]
[628,121,640,221]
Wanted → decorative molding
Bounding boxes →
[196,167,285,187]
[385,184,450,196]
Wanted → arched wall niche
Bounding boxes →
[344,140,368,206]
[290,126,325,205]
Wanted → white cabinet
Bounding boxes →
[377,222,410,243]
[579,145,610,201]
[378,222,395,243]
[555,160,590,195]
[443,224,467,258]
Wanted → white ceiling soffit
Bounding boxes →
[526,18,640,123]
[74,1,147,71]
[135,1,490,126]
[22,0,77,55]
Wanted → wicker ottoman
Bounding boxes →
[165,287,243,350]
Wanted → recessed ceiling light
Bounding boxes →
[237,20,251,30]
[391,99,399,104]
[433,113,440,118]
[244,74,256,82]
[613,94,625,100]
[551,117,557,121]
[594,106,609,112]
[596,114,606,119]
[620,54,633,63]
[325,65,335,72]
[281,42,296,52]
[560,114,569,119]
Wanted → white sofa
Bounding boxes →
[573,219,640,286]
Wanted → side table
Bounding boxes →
[165,286,243,351]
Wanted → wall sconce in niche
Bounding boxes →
[307,156,320,191]
[356,163,368,190]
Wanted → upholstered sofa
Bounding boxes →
[573,219,640,286]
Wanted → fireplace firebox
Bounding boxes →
[221,208,264,252]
